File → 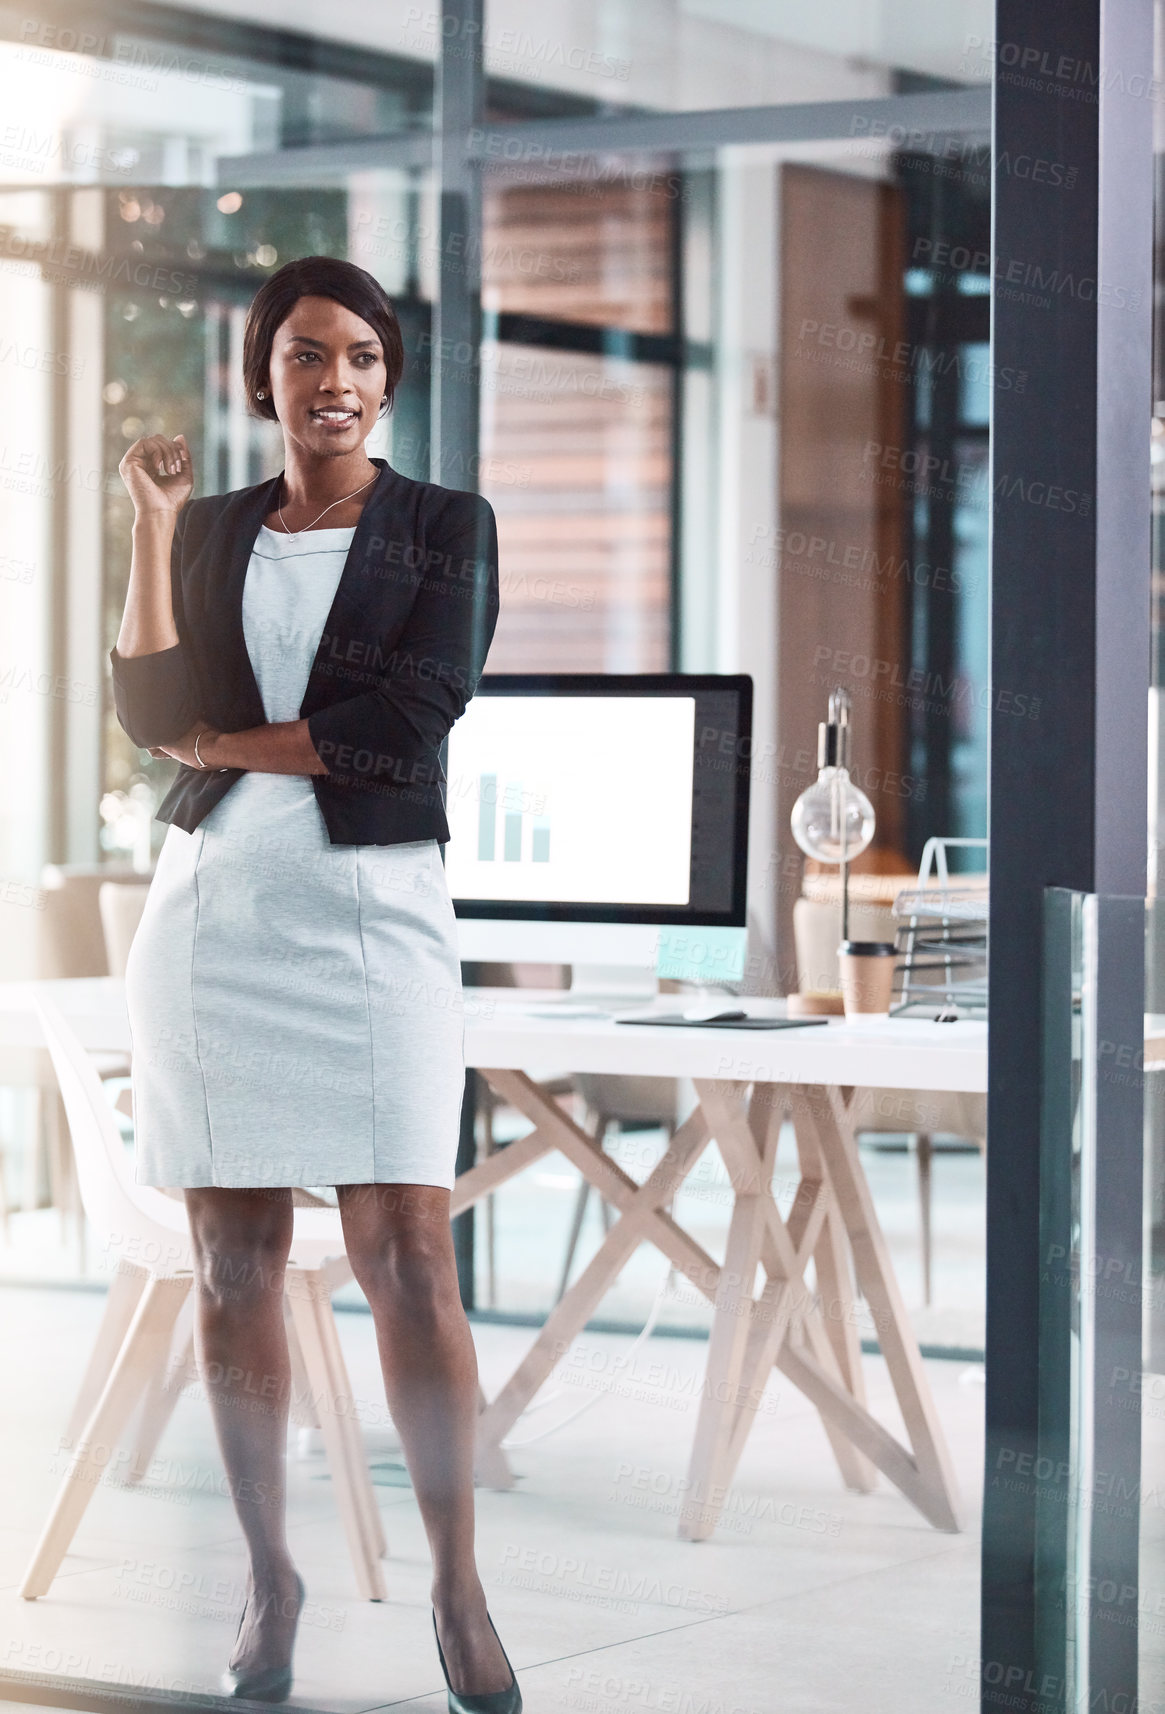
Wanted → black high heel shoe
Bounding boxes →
[221,1571,305,1703]
[432,1609,522,1714]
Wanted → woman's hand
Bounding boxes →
[148,719,327,776]
[147,722,219,769]
[119,432,193,518]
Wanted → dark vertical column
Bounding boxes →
[986,2,1152,1709]
[432,2,485,1308]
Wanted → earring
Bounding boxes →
[256,389,266,399]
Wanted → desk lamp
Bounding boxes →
[790,686,875,942]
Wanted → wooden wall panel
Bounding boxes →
[776,164,909,976]
[482,179,673,334]
[481,343,672,672]
[477,176,675,673]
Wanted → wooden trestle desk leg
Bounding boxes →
[681,1077,959,1540]
[473,1074,717,1461]
[790,1084,961,1532]
[468,1068,956,1533]
[677,1081,781,1539]
[679,1080,869,1540]
[787,1084,877,1492]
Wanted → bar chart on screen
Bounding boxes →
[474,774,552,864]
[446,694,695,904]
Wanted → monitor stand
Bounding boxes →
[569,962,659,1005]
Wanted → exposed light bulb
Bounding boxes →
[791,768,875,864]
[790,685,876,864]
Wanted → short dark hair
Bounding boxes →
[242,255,405,420]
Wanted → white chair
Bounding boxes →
[39,864,145,982]
[6,866,146,1258]
[98,880,151,978]
[19,993,389,1603]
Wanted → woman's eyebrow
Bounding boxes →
[283,334,380,351]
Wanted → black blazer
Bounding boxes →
[109,458,499,846]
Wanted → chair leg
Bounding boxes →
[20,1273,191,1599]
[312,1286,389,1562]
[285,1305,321,1431]
[286,1261,356,1446]
[483,1102,497,1310]
[126,1311,197,1483]
[285,1270,387,1601]
[60,1262,148,1449]
[485,1190,497,1309]
[298,1257,387,1555]
[555,1179,591,1305]
[43,1091,70,1244]
[916,1133,934,1307]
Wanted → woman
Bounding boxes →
[111,255,518,1712]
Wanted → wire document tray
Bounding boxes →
[890,838,988,1018]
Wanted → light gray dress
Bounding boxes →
[125,524,466,1189]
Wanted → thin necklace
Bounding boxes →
[276,469,376,540]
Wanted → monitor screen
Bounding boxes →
[445,674,751,926]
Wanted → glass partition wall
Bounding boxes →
[1142,28,1165,1699]
[4,5,1141,1713]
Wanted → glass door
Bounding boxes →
[0,6,1006,1712]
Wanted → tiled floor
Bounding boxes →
[0,1286,985,1713]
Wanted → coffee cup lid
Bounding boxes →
[839,940,898,956]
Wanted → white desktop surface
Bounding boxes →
[0,978,988,1094]
[466,988,988,1091]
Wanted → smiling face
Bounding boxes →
[265,294,388,461]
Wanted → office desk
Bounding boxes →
[0,980,987,1539]
[456,995,985,1538]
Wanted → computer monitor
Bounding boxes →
[446,673,752,985]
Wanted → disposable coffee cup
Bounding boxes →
[837,940,897,1018]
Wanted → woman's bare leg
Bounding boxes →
[337,1182,512,1694]
[185,1186,301,1677]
